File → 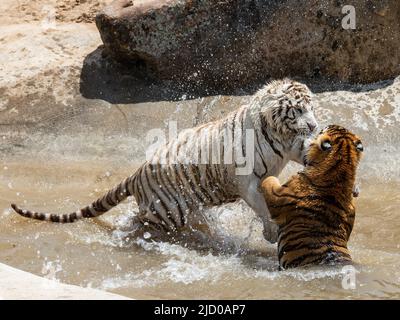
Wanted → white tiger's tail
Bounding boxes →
[11,174,137,223]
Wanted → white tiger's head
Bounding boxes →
[259,79,317,137]
[252,79,318,164]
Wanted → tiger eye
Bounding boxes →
[321,140,332,151]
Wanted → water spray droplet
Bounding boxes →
[143,232,151,239]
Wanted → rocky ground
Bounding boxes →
[0,0,112,25]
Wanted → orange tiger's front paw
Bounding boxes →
[261,176,280,190]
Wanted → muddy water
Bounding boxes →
[1,153,399,299]
[1,76,400,299]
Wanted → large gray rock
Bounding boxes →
[95,0,400,90]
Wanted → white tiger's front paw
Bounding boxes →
[263,222,278,244]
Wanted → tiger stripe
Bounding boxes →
[262,125,363,268]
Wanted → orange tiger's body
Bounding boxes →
[261,125,363,269]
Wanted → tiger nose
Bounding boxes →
[307,122,317,132]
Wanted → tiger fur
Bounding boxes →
[11,79,318,244]
[261,125,363,268]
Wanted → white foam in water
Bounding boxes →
[101,239,246,289]
[62,198,352,291]
[100,236,349,290]
[41,259,63,282]
[143,232,151,239]
[202,200,272,252]
[101,270,160,289]
[1,208,12,218]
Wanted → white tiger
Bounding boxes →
[11,79,318,243]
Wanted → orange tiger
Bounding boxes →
[261,125,363,269]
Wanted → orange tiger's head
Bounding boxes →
[305,125,363,184]
[264,125,364,269]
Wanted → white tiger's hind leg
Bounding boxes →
[240,181,278,244]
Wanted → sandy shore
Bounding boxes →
[0,262,130,299]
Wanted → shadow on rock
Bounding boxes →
[79,46,257,104]
[306,77,395,94]
[80,46,180,104]
[80,46,396,105]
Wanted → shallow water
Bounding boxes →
[1,157,399,299]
